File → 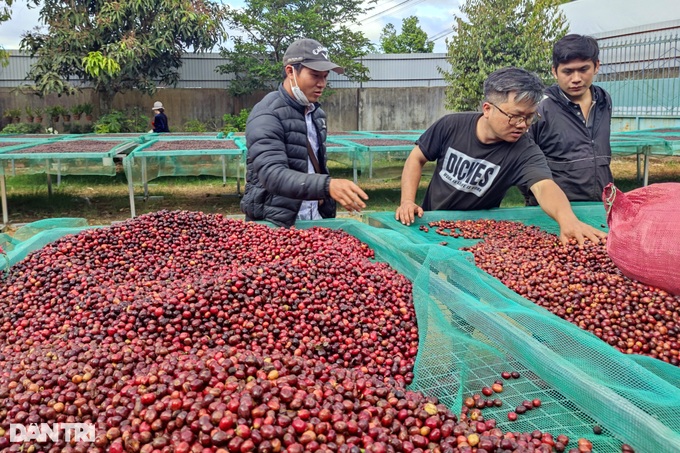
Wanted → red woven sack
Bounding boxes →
[603,182,680,295]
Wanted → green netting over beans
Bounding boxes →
[2,214,679,453]
[362,207,680,452]
[122,137,244,183]
[0,218,94,268]
[0,137,136,177]
[0,134,72,142]
[327,131,376,139]
[354,130,425,137]
[299,217,679,452]
[366,202,609,248]
[148,132,227,138]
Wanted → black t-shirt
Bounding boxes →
[418,113,552,211]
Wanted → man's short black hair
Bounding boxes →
[553,34,600,68]
[484,67,545,106]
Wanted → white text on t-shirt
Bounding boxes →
[438,148,500,197]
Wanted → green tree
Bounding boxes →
[19,0,227,113]
[216,0,375,96]
[441,0,568,111]
[0,0,16,66]
[380,16,434,54]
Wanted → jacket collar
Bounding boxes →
[545,84,608,108]
[277,83,321,114]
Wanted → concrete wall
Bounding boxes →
[110,88,267,130]
[321,88,360,131]
[0,88,96,130]
[3,86,679,133]
[115,86,453,132]
[355,87,450,131]
[1,86,452,133]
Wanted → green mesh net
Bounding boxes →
[1,213,679,452]
[611,131,675,156]
[326,135,437,182]
[0,218,93,267]
[0,137,136,177]
[123,137,244,183]
[366,203,608,244]
[299,215,680,452]
[336,137,416,181]
[619,129,680,154]
[325,139,363,182]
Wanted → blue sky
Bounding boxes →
[0,1,460,53]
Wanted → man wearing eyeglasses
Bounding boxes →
[396,66,606,246]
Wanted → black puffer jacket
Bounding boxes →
[525,84,613,205]
[240,84,336,227]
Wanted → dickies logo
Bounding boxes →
[439,148,500,197]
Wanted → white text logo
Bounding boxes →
[439,147,500,197]
[9,423,96,443]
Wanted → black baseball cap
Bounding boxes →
[282,39,344,74]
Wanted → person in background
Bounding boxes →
[524,34,613,205]
[240,38,368,227]
[395,66,606,246]
[151,101,170,133]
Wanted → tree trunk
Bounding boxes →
[98,87,116,116]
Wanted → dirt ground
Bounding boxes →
[1,155,678,231]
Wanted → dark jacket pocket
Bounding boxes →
[241,187,267,220]
[319,196,337,219]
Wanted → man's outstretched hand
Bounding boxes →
[329,179,368,213]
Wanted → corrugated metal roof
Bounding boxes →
[0,50,33,85]
[329,53,450,88]
[2,29,677,90]
[0,51,451,89]
[174,53,232,89]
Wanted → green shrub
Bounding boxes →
[45,106,67,120]
[222,108,250,133]
[67,123,92,134]
[183,119,208,133]
[80,103,94,116]
[94,110,126,133]
[94,109,150,133]
[3,108,22,119]
[126,106,151,132]
[1,123,43,134]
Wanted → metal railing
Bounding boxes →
[598,31,680,116]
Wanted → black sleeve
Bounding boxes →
[516,142,553,190]
[416,115,454,161]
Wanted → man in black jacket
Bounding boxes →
[525,34,613,205]
[240,38,368,227]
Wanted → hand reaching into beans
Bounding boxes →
[329,179,369,213]
[557,219,607,247]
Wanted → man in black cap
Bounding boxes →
[241,38,368,227]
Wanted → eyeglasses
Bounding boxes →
[489,102,540,126]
